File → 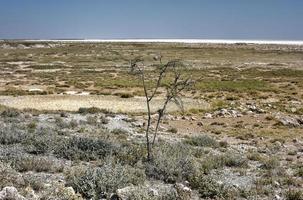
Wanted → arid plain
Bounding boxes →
[0,41,303,199]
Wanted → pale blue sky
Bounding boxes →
[0,0,303,40]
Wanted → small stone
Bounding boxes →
[0,187,27,200]
[273,181,280,187]
[291,108,297,113]
[274,141,282,147]
[148,188,159,197]
[203,113,213,119]
[190,116,197,121]
[274,194,281,200]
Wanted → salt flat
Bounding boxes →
[24,39,303,45]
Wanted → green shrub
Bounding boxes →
[1,108,21,118]
[12,156,63,173]
[261,157,280,170]
[167,127,178,133]
[54,137,113,161]
[111,128,128,135]
[100,115,109,124]
[39,182,82,200]
[23,174,45,191]
[247,152,262,161]
[146,142,194,183]
[201,153,248,174]
[23,134,53,155]
[86,116,98,125]
[114,142,146,166]
[118,93,134,98]
[222,153,248,168]
[286,189,303,200]
[0,125,26,145]
[189,174,227,199]
[54,116,70,129]
[78,107,102,114]
[27,121,37,130]
[296,167,303,177]
[65,161,145,199]
[0,161,25,189]
[185,135,218,148]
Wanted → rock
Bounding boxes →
[274,194,282,200]
[148,188,159,197]
[190,116,197,121]
[114,183,197,200]
[203,113,213,119]
[273,181,280,187]
[247,105,266,113]
[291,108,297,113]
[0,187,27,200]
[276,115,302,127]
[274,141,282,148]
[212,109,242,118]
[164,114,174,120]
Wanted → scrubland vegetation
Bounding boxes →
[0,41,303,199]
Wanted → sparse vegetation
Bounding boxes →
[185,135,218,147]
[0,41,302,199]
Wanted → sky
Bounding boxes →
[0,0,303,40]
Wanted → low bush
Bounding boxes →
[296,167,303,177]
[167,127,178,133]
[65,161,145,199]
[118,93,134,98]
[1,108,21,118]
[146,142,194,183]
[0,161,24,189]
[12,156,63,173]
[23,134,53,155]
[247,152,263,161]
[223,153,248,168]
[189,174,227,199]
[86,116,98,125]
[100,115,109,124]
[201,152,248,174]
[78,107,102,114]
[114,142,146,166]
[54,136,113,161]
[0,125,26,145]
[185,135,218,148]
[286,189,303,200]
[40,182,82,200]
[261,157,280,170]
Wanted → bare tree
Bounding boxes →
[130,58,193,161]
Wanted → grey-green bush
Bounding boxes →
[146,142,194,183]
[65,161,145,199]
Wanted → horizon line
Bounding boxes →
[1,39,303,45]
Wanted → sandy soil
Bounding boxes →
[0,95,209,113]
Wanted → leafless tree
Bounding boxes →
[130,57,193,161]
